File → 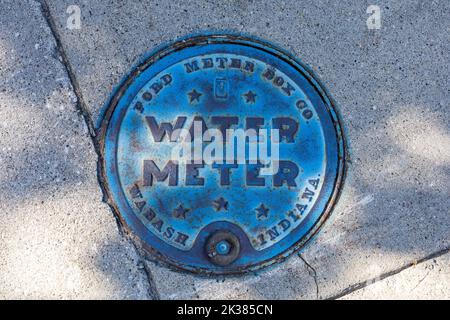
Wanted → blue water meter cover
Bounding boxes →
[99,34,345,275]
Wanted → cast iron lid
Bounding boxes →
[99,34,345,275]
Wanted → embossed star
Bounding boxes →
[188,89,202,103]
[213,197,228,212]
[255,203,269,220]
[173,204,190,219]
[242,90,257,103]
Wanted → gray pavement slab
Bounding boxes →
[0,0,448,299]
[46,0,450,299]
[340,251,450,300]
[0,0,152,299]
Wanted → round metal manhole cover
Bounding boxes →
[99,34,345,275]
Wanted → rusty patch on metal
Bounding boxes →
[98,33,346,275]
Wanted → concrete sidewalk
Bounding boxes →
[0,0,448,299]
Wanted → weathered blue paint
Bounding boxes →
[99,34,345,274]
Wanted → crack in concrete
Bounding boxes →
[130,241,161,300]
[298,254,320,299]
[327,246,450,300]
[37,0,95,140]
[412,270,431,292]
[36,0,160,300]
